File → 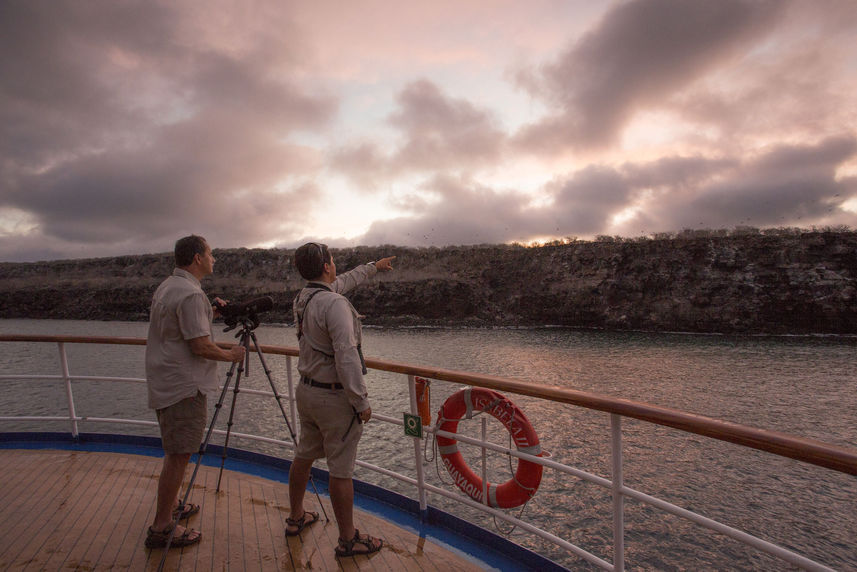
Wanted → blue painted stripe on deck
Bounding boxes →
[0,432,568,571]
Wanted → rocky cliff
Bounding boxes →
[2,229,856,334]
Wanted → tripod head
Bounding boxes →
[224,314,260,333]
[215,296,274,332]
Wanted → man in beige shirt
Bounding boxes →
[287,242,394,557]
[144,235,245,549]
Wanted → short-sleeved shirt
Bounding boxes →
[146,268,218,410]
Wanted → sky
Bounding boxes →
[2,0,856,262]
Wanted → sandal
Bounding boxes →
[284,510,319,537]
[334,529,383,557]
[145,524,201,549]
[172,503,200,520]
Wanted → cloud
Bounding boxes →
[514,0,786,152]
[329,80,506,188]
[1,1,855,261]
[346,156,726,247]
[669,1,857,146]
[346,136,857,247]
[357,174,545,246]
[617,135,857,233]
[621,155,738,190]
[389,80,507,169]
[0,0,336,261]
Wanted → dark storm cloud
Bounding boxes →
[547,166,632,234]
[622,155,739,190]
[514,0,786,151]
[634,135,857,231]
[330,80,506,188]
[0,2,184,169]
[0,1,336,261]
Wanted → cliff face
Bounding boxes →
[2,230,856,334]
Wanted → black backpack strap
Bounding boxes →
[295,284,330,341]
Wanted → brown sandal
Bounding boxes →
[145,524,201,549]
[285,510,319,536]
[172,503,200,520]
[334,529,382,557]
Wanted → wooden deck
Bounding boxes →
[0,448,482,571]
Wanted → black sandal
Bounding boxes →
[145,524,202,549]
[334,529,383,557]
[172,502,200,520]
[284,510,319,536]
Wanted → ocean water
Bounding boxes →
[1,319,855,571]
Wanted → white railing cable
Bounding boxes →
[418,479,615,570]
[619,486,835,572]
[0,375,144,383]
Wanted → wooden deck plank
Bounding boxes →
[97,454,158,568]
[274,477,323,571]
[0,449,37,514]
[228,467,252,570]
[67,453,135,568]
[40,450,124,570]
[375,525,430,571]
[0,449,484,571]
[10,451,100,570]
[309,497,343,570]
[188,458,221,572]
[251,479,283,569]
[0,451,64,567]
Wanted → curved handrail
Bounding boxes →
[2,333,855,476]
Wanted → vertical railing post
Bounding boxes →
[285,356,297,430]
[407,375,428,514]
[611,413,625,572]
[58,342,79,439]
[481,416,489,506]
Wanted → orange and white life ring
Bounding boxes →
[436,387,542,508]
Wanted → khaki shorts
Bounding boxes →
[294,382,363,478]
[156,391,207,455]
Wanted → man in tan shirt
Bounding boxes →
[287,242,394,557]
[144,235,245,549]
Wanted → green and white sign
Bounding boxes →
[403,412,423,438]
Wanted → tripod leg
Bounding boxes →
[249,330,330,522]
[215,329,250,492]
[216,365,243,492]
[249,330,294,432]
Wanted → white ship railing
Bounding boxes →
[1,335,855,572]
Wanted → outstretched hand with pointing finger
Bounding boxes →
[375,256,395,272]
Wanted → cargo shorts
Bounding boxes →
[294,382,363,478]
[156,391,207,455]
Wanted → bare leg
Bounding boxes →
[329,476,381,553]
[329,476,355,540]
[151,453,199,540]
[287,457,314,532]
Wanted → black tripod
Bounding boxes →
[158,315,328,566]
